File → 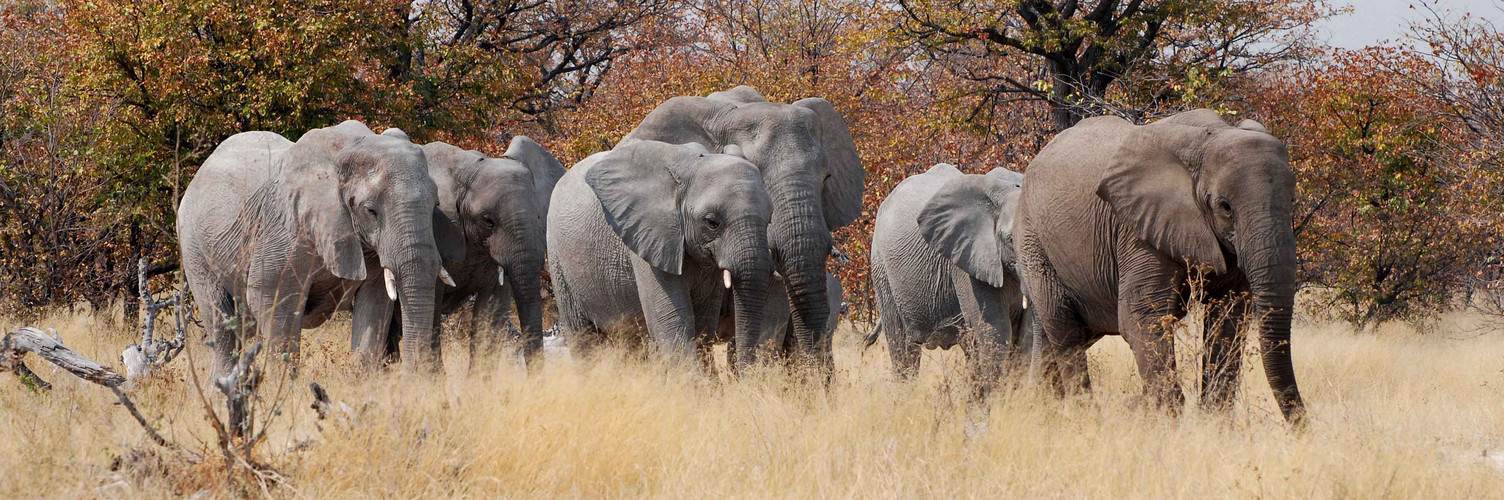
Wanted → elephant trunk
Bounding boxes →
[504,258,545,373]
[1241,220,1307,425]
[726,220,773,371]
[386,210,443,374]
[771,201,834,373]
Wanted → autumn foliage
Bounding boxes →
[1,0,1500,327]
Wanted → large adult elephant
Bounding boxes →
[419,136,565,375]
[548,140,774,363]
[863,164,1035,399]
[1015,109,1306,424]
[179,121,462,376]
[622,86,865,370]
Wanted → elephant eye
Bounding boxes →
[1217,199,1234,214]
[704,216,720,230]
[482,214,496,227]
[364,204,378,217]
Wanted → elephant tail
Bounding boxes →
[861,319,883,353]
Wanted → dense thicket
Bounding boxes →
[1,0,1498,327]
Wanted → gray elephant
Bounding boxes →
[384,136,565,376]
[863,164,1034,399]
[622,86,865,370]
[179,121,463,376]
[548,140,775,363]
[715,272,845,371]
[1015,109,1306,423]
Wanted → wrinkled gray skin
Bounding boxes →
[548,141,775,364]
[863,164,1036,400]
[179,121,462,376]
[622,86,865,372]
[406,136,565,376]
[715,272,845,371]
[1015,109,1306,423]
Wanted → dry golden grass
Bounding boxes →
[2,309,1503,498]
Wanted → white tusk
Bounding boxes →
[1022,296,1029,309]
[723,269,732,289]
[498,269,505,287]
[439,268,455,287]
[383,268,398,301]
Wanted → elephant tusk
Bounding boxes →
[498,269,505,287]
[383,268,398,301]
[439,268,455,287]
[723,269,732,289]
[1022,296,1029,309]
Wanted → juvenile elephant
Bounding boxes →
[622,86,865,370]
[548,140,774,364]
[179,121,463,376]
[715,272,845,371]
[410,136,565,375]
[864,164,1034,399]
[1015,109,1306,423]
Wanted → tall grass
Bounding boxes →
[1,310,1501,498]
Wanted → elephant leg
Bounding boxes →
[1201,293,1248,410]
[953,268,1014,404]
[872,259,920,379]
[470,284,509,378]
[551,271,604,359]
[631,258,696,363]
[199,287,240,378]
[351,277,396,368]
[1118,253,1188,412]
[246,281,308,372]
[1032,294,1094,396]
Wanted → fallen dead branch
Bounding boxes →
[122,257,189,381]
[1,326,184,453]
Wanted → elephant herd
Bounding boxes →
[178,86,1305,424]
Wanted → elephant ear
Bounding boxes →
[503,136,567,218]
[794,97,866,230]
[916,174,1019,288]
[432,207,467,264]
[281,142,367,281]
[1096,124,1227,273]
[584,143,689,274]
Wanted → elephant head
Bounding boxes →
[585,140,775,369]
[622,86,865,368]
[1094,109,1305,423]
[910,166,1024,348]
[298,121,465,372]
[423,136,565,365]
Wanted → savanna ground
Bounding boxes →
[2,307,1502,498]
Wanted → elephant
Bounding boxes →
[547,140,775,364]
[715,272,846,371]
[1014,109,1306,423]
[179,120,463,376]
[383,136,565,376]
[862,163,1035,400]
[622,85,865,371]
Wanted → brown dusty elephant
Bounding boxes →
[621,86,866,372]
[1014,109,1306,423]
[179,121,463,376]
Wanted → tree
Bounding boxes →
[898,0,1337,131]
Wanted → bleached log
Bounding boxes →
[2,327,126,388]
[1,327,174,448]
